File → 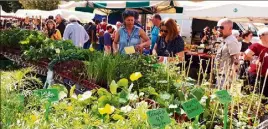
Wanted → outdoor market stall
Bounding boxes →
[181,1,268,23]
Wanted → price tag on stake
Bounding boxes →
[124,46,136,54]
[34,89,59,102]
[215,90,232,104]
[146,108,171,128]
[182,98,204,119]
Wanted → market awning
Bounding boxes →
[59,1,183,15]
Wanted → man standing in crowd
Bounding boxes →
[100,17,107,32]
[215,18,242,88]
[63,15,89,48]
[84,21,97,49]
[104,25,113,54]
[56,14,67,37]
[150,14,162,52]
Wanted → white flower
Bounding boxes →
[169,104,178,109]
[128,93,138,101]
[200,96,208,104]
[17,120,21,125]
[78,91,92,101]
[59,91,67,100]
[50,45,54,49]
[136,101,148,108]
[181,109,186,114]
[160,93,171,100]
[210,94,217,100]
[236,122,243,127]
[71,94,77,99]
[128,83,134,92]
[214,125,222,129]
[202,82,210,86]
[55,48,60,54]
[158,80,168,83]
[120,105,132,113]
[139,92,144,97]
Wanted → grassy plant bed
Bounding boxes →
[1,29,267,129]
[1,67,267,129]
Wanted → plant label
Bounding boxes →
[182,98,204,119]
[215,90,231,104]
[17,94,25,111]
[146,108,171,128]
[124,46,135,54]
[191,88,205,101]
[34,89,59,102]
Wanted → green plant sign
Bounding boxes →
[182,98,204,119]
[34,89,59,102]
[215,90,232,104]
[191,88,205,101]
[146,108,171,129]
[17,94,25,111]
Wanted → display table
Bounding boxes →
[185,51,215,81]
[0,50,100,90]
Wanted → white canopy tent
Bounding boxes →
[14,9,95,23]
[58,1,87,10]
[181,1,268,23]
[0,6,16,18]
[53,9,95,23]
[15,9,51,18]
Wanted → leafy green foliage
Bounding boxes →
[0,29,32,48]
[19,0,60,10]
[0,1,23,12]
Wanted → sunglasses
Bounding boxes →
[160,30,168,33]
[216,26,224,30]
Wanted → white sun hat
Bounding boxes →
[258,28,268,37]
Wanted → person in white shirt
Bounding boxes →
[63,15,89,48]
[215,18,242,88]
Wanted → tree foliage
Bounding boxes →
[18,0,61,10]
[0,1,23,12]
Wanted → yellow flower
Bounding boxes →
[130,72,142,81]
[83,113,90,124]
[98,108,106,115]
[176,79,181,83]
[30,115,38,123]
[141,113,147,120]
[89,47,95,52]
[112,114,124,121]
[66,105,73,112]
[93,120,101,125]
[98,104,115,115]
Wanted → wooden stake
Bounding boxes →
[186,55,193,78]
[210,57,214,88]
[197,57,203,86]
[247,64,262,114]
[202,58,211,85]
[254,69,268,125]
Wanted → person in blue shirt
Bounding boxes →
[150,14,162,52]
[113,10,151,54]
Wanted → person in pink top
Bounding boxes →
[245,28,268,98]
